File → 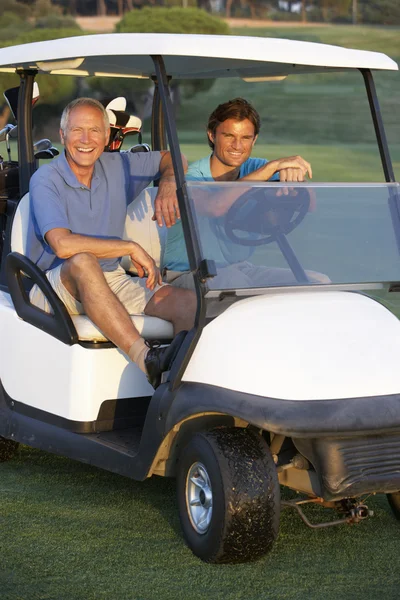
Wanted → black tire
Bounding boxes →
[0,436,19,462]
[176,427,280,564]
[387,492,400,520]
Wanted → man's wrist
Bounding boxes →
[128,240,138,254]
[266,159,279,174]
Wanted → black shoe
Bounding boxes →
[144,330,188,389]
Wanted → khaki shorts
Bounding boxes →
[30,263,165,315]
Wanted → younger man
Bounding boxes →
[161,98,323,288]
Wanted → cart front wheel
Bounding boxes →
[177,427,280,564]
[0,436,19,462]
[387,492,400,520]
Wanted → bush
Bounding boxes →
[32,0,60,18]
[0,0,31,19]
[359,0,400,25]
[306,6,324,22]
[104,7,231,125]
[270,10,301,21]
[116,7,231,35]
[0,11,33,40]
[0,10,32,30]
[0,11,24,28]
[4,27,83,44]
[35,15,81,30]
[0,28,82,117]
[163,0,197,7]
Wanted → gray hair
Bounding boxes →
[60,97,109,133]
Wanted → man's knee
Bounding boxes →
[147,285,196,318]
[307,270,331,284]
[63,252,99,279]
[155,285,195,307]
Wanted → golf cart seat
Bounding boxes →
[8,187,173,343]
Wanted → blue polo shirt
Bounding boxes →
[163,154,279,271]
[29,150,162,272]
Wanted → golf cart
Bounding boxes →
[0,33,399,564]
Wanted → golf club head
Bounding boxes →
[129,143,151,154]
[35,148,56,160]
[8,125,18,139]
[33,138,52,153]
[3,81,40,121]
[49,146,59,157]
[0,124,16,143]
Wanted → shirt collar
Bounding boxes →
[54,150,100,190]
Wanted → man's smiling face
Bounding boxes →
[208,117,257,171]
[60,105,109,177]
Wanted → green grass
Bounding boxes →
[1,445,400,600]
[176,24,400,170]
[1,26,400,598]
[180,142,400,181]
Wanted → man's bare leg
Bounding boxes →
[61,252,196,348]
[61,253,140,354]
[144,285,196,335]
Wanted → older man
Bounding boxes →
[29,97,196,388]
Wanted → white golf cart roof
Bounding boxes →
[0,33,397,79]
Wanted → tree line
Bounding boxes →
[4,0,400,24]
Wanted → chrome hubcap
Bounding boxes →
[186,462,213,534]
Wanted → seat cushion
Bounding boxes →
[11,189,173,344]
[71,313,174,342]
[121,186,167,271]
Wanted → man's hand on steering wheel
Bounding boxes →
[274,155,312,181]
[274,156,314,207]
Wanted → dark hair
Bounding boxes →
[207,98,261,150]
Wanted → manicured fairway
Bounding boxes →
[1,23,400,600]
[180,143,400,182]
[1,445,400,600]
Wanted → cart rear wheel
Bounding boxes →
[177,427,280,564]
[0,436,19,462]
[387,492,400,520]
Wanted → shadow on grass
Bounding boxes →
[2,445,400,600]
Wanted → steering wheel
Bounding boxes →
[224,186,311,246]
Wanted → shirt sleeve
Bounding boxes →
[124,151,162,203]
[186,160,206,181]
[29,167,70,243]
[242,157,279,181]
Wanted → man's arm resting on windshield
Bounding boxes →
[197,155,313,217]
[153,150,188,227]
[240,155,312,183]
[45,229,162,288]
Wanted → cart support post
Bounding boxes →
[151,80,167,152]
[17,70,37,196]
[151,55,209,391]
[151,55,205,275]
[360,69,395,183]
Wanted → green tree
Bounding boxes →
[88,8,231,121]
[115,7,230,34]
[314,0,352,22]
[359,0,400,25]
[0,28,82,128]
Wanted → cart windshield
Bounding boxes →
[185,182,400,292]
